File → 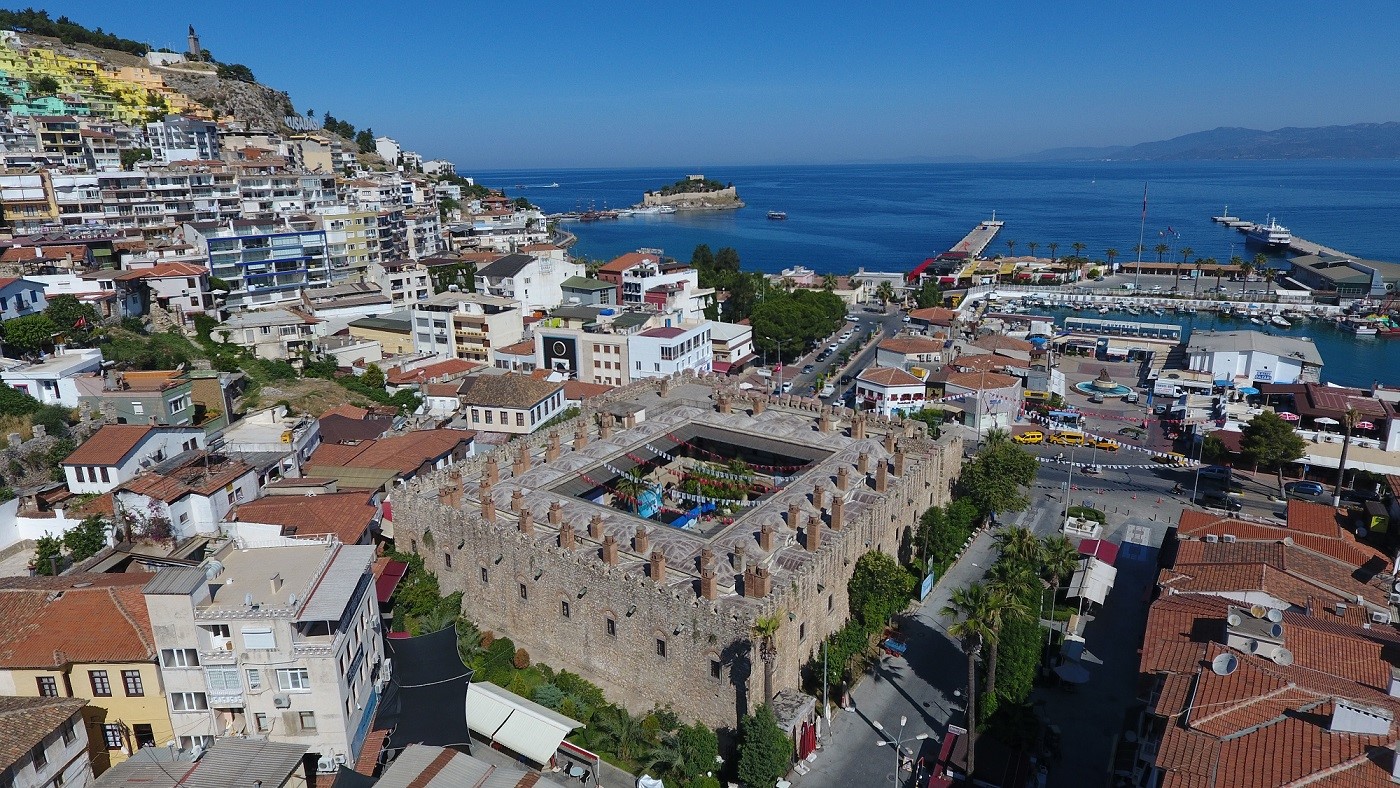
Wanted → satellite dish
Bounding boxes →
[1250,604,1268,619]
[1273,648,1294,666]
[243,592,254,606]
[1211,653,1238,676]
[1269,622,1284,639]
[1282,536,1294,546]
[1227,613,1243,627]
[1393,580,1400,594]
[1358,526,1369,538]
[288,593,298,606]
[1247,639,1263,654]
[1266,608,1284,623]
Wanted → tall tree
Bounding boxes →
[1332,407,1362,505]
[736,705,793,788]
[1196,257,1214,296]
[1179,246,1194,264]
[1154,243,1169,263]
[1005,239,1017,257]
[822,273,838,291]
[875,281,896,307]
[1104,248,1118,270]
[1240,411,1307,489]
[1039,535,1080,637]
[979,572,1031,701]
[1071,241,1086,260]
[956,442,1038,516]
[1047,242,1059,263]
[993,526,1041,568]
[752,614,782,704]
[1264,268,1277,296]
[1026,241,1038,260]
[943,582,999,779]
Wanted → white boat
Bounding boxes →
[1126,306,1141,315]
[1245,216,1291,246]
[657,205,677,214]
[1250,316,1264,326]
[1151,307,1165,316]
[1098,306,1110,315]
[1346,319,1379,336]
[1270,315,1291,328]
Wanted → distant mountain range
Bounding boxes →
[1015,122,1400,161]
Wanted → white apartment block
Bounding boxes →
[373,136,401,168]
[629,323,713,379]
[146,115,221,164]
[474,252,585,312]
[369,260,432,308]
[181,219,332,310]
[410,292,522,364]
[141,542,383,768]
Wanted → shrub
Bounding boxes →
[513,647,530,669]
[533,683,565,709]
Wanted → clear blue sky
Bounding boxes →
[38,1,1400,170]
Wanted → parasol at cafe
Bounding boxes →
[1276,412,1301,421]
[1315,417,1340,426]
[1356,421,1377,430]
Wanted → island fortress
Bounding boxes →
[394,373,960,727]
[642,173,745,210]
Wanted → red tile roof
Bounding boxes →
[908,307,958,325]
[0,576,155,668]
[322,404,370,420]
[385,358,478,386]
[639,326,686,338]
[857,367,925,387]
[972,335,1035,353]
[598,251,659,274]
[308,430,473,480]
[120,453,254,503]
[61,424,156,466]
[0,696,88,769]
[232,492,378,545]
[877,336,943,355]
[943,370,1020,390]
[563,380,614,401]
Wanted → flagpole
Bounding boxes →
[1134,182,1148,291]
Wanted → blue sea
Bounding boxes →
[474,161,1400,387]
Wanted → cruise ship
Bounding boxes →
[1245,216,1291,247]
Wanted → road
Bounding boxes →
[770,305,909,399]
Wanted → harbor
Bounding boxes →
[946,215,1004,259]
[1211,209,1348,257]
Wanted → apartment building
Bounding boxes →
[596,251,713,321]
[629,324,714,379]
[368,259,431,308]
[0,170,59,233]
[0,696,92,788]
[0,347,103,407]
[61,424,205,494]
[141,542,383,768]
[146,115,220,164]
[32,115,85,169]
[410,291,522,364]
[211,308,325,361]
[474,251,585,312]
[457,373,565,435]
[181,220,331,310]
[115,451,260,540]
[314,205,381,284]
[51,172,104,226]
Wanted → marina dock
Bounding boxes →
[948,216,1004,258]
[1212,212,1348,257]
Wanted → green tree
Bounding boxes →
[676,722,719,783]
[912,279,943,309]
[1047,242,1059,262]
[361,363,386,390]
[612,471,650,513]
[1201,434,1230,465]
[1,314,58,353]
[752,614,782,704]
[975,576,1029,702]
[30,74,60,96]
[1071,241,1086,260]
[1039,535,1080,616]
[874,281,896,307]
[1005,239,1017,257]
[1154,243,1169,263]
[957,442,1038,516]
[993,526,1040,568]
[943,582,998,778]
[848,551,914,630]
[690,244,715,273]
[1105,248,1118,269]
[1195,257,1214,296]
[1332,407,1362,504]
[63,515,109,562]
[355,128,375,153]
[1240,411,1307,489]
[1179,246,1194,264]
[822,273,838,291]
[121,148,152,169]
[1026,241,1039,259]
[33,532,63,575]
[736,705,792,788]
[1264,267,1277,296]
[594,706,647,761]
[44,295,99,342]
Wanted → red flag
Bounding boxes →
[74,317,86,328]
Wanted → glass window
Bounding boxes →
[246,669,262,691]
[133,724,155,749]
[207,668,240,693]
[711,660,722,679]
[36,676,58,697]
[516,412,525,427]
[171,692,208,711]
[480,566,489,584]
[161,648,200,668]
[89,670,111,697]
[519,583,528,600]
[62,721,76,745]
[606,617,616,637]
[299,711,317,731]
[276,668,310,691]
[32,743,47,768]
[102,724,123,750]
[122,670,144,697]
[561,600,570,618]
[656,638,667,658]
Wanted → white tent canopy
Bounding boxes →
[465,681,581,766]
[1067,557,1118,606]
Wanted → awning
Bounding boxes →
[1055,662,1092,684]
[1077,539,1119,565]
[375,559,408,604]
[1067,557,1118,606]
[465,681,581,766]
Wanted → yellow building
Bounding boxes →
[0,574,173,775]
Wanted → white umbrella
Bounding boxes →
[1315,417,1339,426]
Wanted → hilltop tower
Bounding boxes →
[187,25,200,59]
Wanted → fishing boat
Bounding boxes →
[767,210,788,220]
[1151,306,1165,316]
[1270,315,1291,328]
[1126,306,1141,316]
[1344,319,1379,336]
[1250,316,1264,326]
[1098,306,1110,315]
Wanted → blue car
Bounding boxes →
[1284,481,1326,500]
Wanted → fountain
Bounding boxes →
[1074,368,1132,397]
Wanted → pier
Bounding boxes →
[947,215,1004,258]
[1211,212,1349,257]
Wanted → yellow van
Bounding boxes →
[1049,431,1086,446]
[1013,430,1045,444]
[1024,391,1051,403]
[1152,452,1188,466]
[1093,438,1120,451]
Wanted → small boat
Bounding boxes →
[657,205,677,214]
[1151,307,1165,316]
[1345,319,1379,336]
[1250,316,1264,326]
[1270,315,1291,328]
[767,210,788,220]
[1126,306,1141,316]
[1098,306,1110,315]
[1245,215,1291,247]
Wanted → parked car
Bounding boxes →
[780,381,794,393]
[1092,438,1119,451]
[802,364,815,374]
[1341,488,1383,504]
[840,374,854,385]
[1088,392,1105,404]
[1048,431,1086,446]
[1124,392,1140,404]
[1153,404,1169,415]
[1153,452,1188,466]
[1198,466,1233,480]
[1013,430,1045,444]
[1199,491,1243,512]
[1284,481,1326,500]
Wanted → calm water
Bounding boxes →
[473,161,1400,387]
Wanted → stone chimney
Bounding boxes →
[602,535,619,566]
[752,397,766,415]
[513,442,532,476]
[548,501,563,525]
[588,513,604,540]
[857,452,869,475]
[519,507,534,535]
[659,377,672,397]
[836,466,850,491]
[812,484,826,510]
[805,514,823,552]
[716,394,731,414]
[649,551,667,584]
[438,484,459,508]
[743,566,772,598]
[830,492,844,531]
[485,454,500,485]
[559,523,575,550]
[884,431,896,454]
[894,450,906,477]
[546,431,561,462]
[876,460,888,492]
[598,414,612,439]
[700,566,718,600]
[852,413,866,440]
[510,489,524,513]
[759,523,775,553]
[481,487,496,522]
[574,422,588,451]
[733,543,748,574]
[699,547,714,572]
[633,526,650,555]
[787,502,802,529]
[819,407,834,432]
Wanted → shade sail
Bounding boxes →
[1067,557,1118,606]
[1055,662,1092,684]
[465,681,581,766]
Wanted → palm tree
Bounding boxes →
[1154,243,1169,264]
[875,281,896,307]
[1232,254,1247,281]
[1104,248,1118,271]
[1332,407,1362,505]
[981,569,1032,700]
[983,427,1010,447]
[595,707,647,761]
[1179,246,1194,265]
[1196,257,1214,296]
[1071,242,1086,260]
[943,583,999,779]
[1039,536,1080,642]
[822,273,838,291]
[1264,268,1277,296]
[456,617,484,665]
[613,471,650,512]
[1253,252,1268,286]
[644,730,689,780]
[753,614,782,704]
[1047,242,1059,263]
[1132,243,1145,261]
[1026,241,1039,260]
[994,526,1041,568]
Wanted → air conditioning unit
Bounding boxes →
[316,756,336,773]
[334,754,348,765]
[1373,610,1392,625]
[272,695,291,709]
[374,677,386,694]
[1222,534,1237,543]
[1204,535,1219,543]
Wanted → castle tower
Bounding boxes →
[187,25,201,59]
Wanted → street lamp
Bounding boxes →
[873,716,930,781]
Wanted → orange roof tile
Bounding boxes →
[232,492,378,545]
[943,370,1020,390]
[322,404,370,421]
[0,578,155,668]
[857,367,925,387]
[61,424,156,466]
[598,251,659,274]
[385,358,478,386]
[563,380,614,401]
[877,336,943,355]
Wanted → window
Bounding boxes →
[485,411,493,424]
[276,668,311,691]
[36,676,58,697]
[102,724,123,750]
[242,627,276,650]
[605,616,616,637]
[61,721,76,745]
[711,659,722,679]
[178,736,213,750]
[471,408,480,423]
[298,711,317,731]
[480,566,489,584]
[161,648,199,668]
[516,412,525,427]
[133,724,155,749]
[32,743,47,769]
[246,669,262,691]
[519,583,528,601]
[444,552,452,568]
[89,670,111,697]
[499,410,507,424]
[122,670,144,697]
[207,668,240,693]
[655,638,667,658]
[828,594,834,612]
[254,713,269,732]
[99,466,110,483]
[799,623,807,641]
[561,600,571,618]
[171,692,208,711]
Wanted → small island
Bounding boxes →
[641,173,745,211]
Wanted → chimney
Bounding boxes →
[819,408,834,432]
[546,431,561,462]
[519,507,534,535]
[649,551,667,584]
[598,414,612,439]
[717,394,732,414]
[548,501,563,525]
[574,422,588,451]
[805,514,823,552]
[588,513,604,540]
[659,377,671,397]
[857,452,869,475]
[759,523,775,552]
[836,466,850,491]
[513,442,531,476]
[700,566,718,600]
[830,492,845,531]
[269,573,282,594]
[852,413,866,440]
[876,460,888,492]
[894,450,906,477]
[787,502,802,529]
[884,431,896,454]
[485,454,499,485]
[481,487,496,522]
[699,547,714,572]
[438,484,459,508]
[752,397,766,415]
[559,523,575,550]
[633,526,650,555]
[812,484,826,510]
[733,543,748,574]
[601,535,619,565]
[511,489,524,513]
[743,566,772,598]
